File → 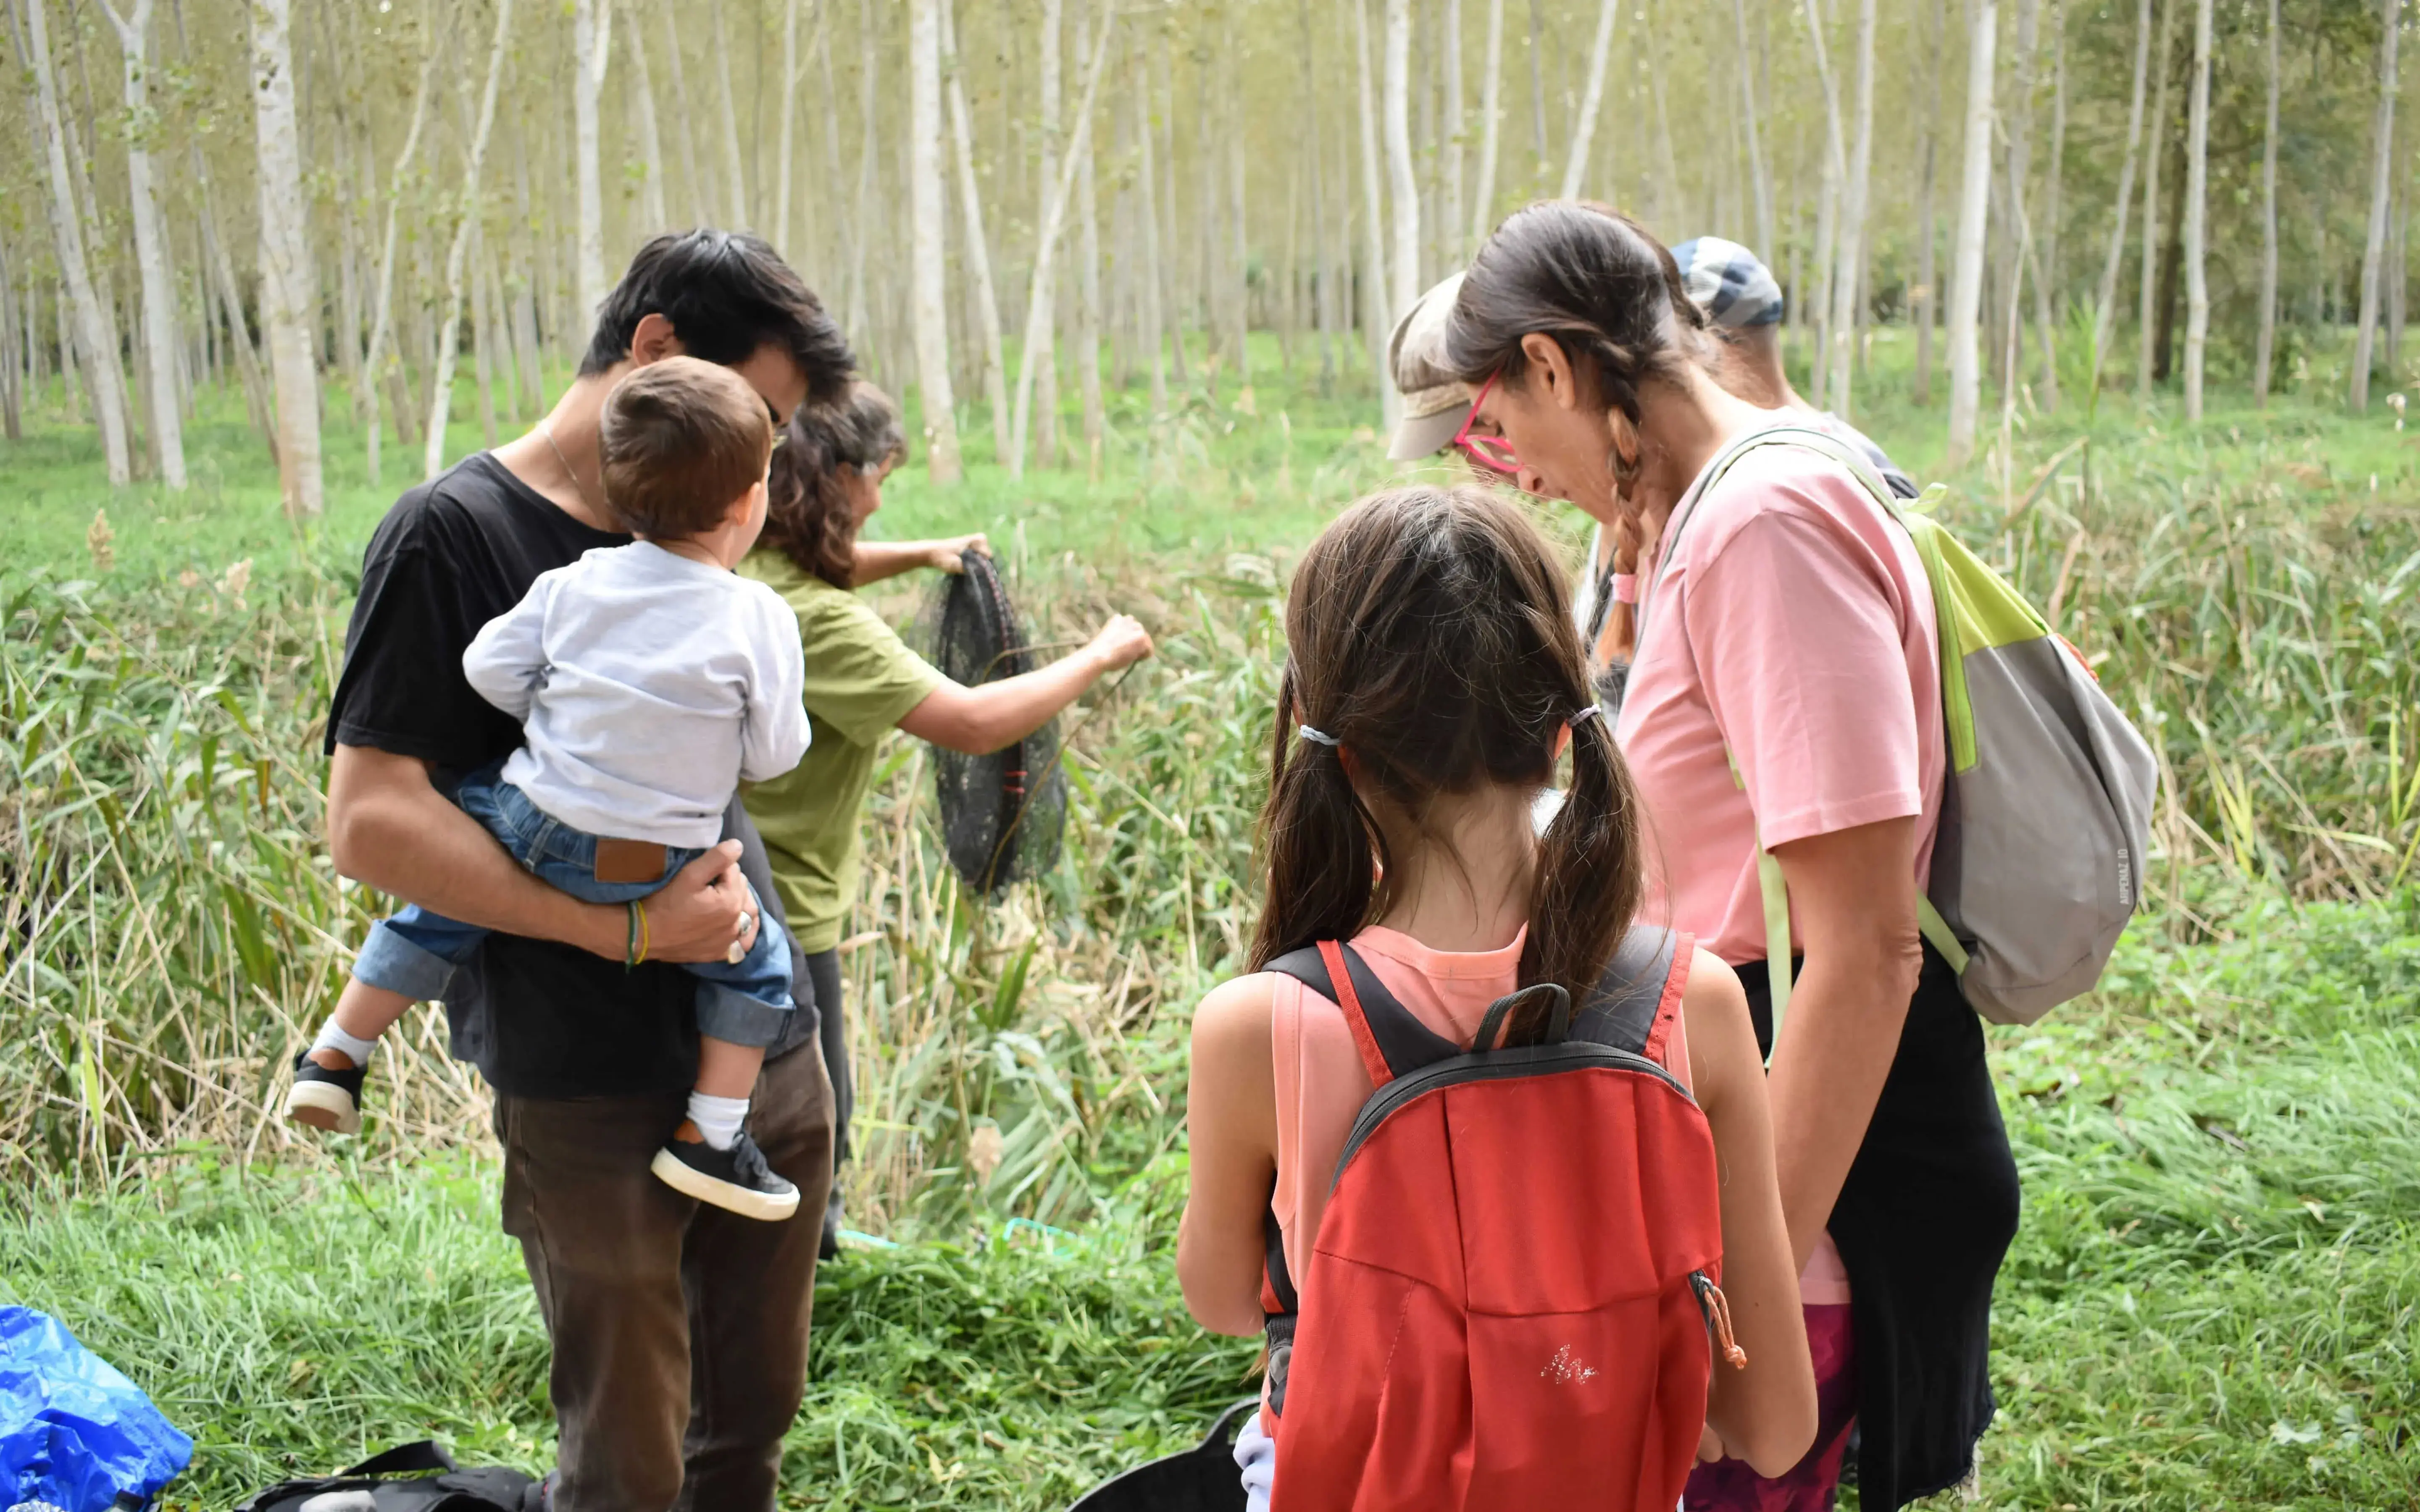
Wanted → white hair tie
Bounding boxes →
[1568,706,1602,728]
[1298,724,1341,746]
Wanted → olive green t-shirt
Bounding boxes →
[738,550,944,954]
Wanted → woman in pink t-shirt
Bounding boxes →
[1442,202,2021,1512]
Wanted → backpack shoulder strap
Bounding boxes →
[1571,926,1684,1056]
[1263,941,1458,1084]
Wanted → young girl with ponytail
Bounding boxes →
[1179,485,1815,1509]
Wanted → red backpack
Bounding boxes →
[1258,926,1741,1511]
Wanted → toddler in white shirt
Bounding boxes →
[286,358,812,1220]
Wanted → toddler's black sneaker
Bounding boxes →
[282,1049,366,1134]
[651,1128,800,1221]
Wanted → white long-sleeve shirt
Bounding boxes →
[463,542,810,849]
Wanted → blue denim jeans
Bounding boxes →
[351,766,793,1048]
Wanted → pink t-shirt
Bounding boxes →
[1616,440,1945,969]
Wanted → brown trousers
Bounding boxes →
[496,1043,835,1512]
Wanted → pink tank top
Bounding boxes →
[1266,924,1850,1307]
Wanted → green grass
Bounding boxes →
[5,333,2419,1508]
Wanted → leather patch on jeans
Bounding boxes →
[594,838,668,885]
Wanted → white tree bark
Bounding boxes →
[908,0,960,480]
[1915,0,1947,404]
[1134,50,1168,412]
[21,0,133,484]
[1008,10,1115,476]
[1558,0,1620,199]
[2091,0,2153,374]
[2182,0,2211,420]
[711,3,750,226]
[1443,0,1465,255]
[661,4,711,224]
[623,0,668,233]
[1947,0,1999,466]
[1732,0,1774,262]
[1826,0,1876,414]
[2137,0,2175,398]
[1034,0,1063,467]
[1075,13,1104,464]
[424,0,518,479]
[573,0,609,318]
[1467,0,1504,244]
[250,0,321,517]
[364,24,444,487]
[2254,0,2281,403]
[942,0,1010,455]
[2034,3,2067,407]
[2354,0,2403,410]
[1357,0,1393,419]
[1801,0,1849,409]
[97,0,183,487]
[1385,0,1421,323]
[775,0,803,256]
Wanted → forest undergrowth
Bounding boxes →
[4,355,2418,1507]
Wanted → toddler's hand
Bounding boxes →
[929,534,991,573]
[1086,614,1154,672]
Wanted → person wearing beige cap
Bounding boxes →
[1386,274,1542,489]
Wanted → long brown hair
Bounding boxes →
[760,380,905,588]
[1247,486,1644,1036]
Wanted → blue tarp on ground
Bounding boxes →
[0,1307,191,1511]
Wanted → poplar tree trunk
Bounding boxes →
[250,0,321,516]
[663,5,711,225]
[424,0,517,480]
[1305,0,1339,383]
[98,0,184,486]
[775,0,803,256]
[2000,0,2040,403]
[1733,0,1774,262]
[712,3,750,226]
[2182,0,2211,420]
[942,0,1010,457]
[1948,0,1999,465]
[1916,0,1946,404]
[1357,0,1393,413]
[1826,0,1876,414]
[2137,0,2175,398]
[2254,0,2282,403]
[572,0,608,318]
[1075,13,1104,464]
[1801,0,1847,409]
[623,0,668,233]
[1134,51,1168,412]
[1468,0,1505,244]
[1385,0,1421,325]
[1558,0,1619,199]
[1443,0,1465,256]
[2353,0,2403,410]
[2092,0,2153,377]
[1008,10,1115,476]
[21,0,133,483]
[1034,0,1063,466]
[2034,3,2066,407]
[363,30,442,487]
[908,0,960,480]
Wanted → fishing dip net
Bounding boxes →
[920,549,1069,899]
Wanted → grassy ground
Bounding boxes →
[5,335,2418,1507]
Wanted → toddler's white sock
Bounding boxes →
[310,1021,380,1070]
[686,1092,750,1152]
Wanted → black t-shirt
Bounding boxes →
[329,453,816,1098]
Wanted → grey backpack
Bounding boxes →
[1638,425,2159,1032]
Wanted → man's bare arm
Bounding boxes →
[326,744,758,965]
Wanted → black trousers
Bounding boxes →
[798,946,850,1172]
[1739,944,2022,1512]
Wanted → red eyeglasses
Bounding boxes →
[1452,372,1522,475]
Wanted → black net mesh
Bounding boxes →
[920,550,1069,898]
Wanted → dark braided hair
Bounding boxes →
[760,381,905,588]
[1444,202,1712,425]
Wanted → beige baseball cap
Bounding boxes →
[1387,273,1472,460]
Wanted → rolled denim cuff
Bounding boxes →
[694,983,794,1049]
[352,921,464,1002]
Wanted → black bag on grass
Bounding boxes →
[1066,1400,1255,1512]
[232,1440,540,1512]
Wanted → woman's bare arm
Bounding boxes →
[1764,816,1924,1270]
[1177,974,1280,1337]
[895,616,1152,754]
[1686,948,1820,1476]
[850,533,989,586]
